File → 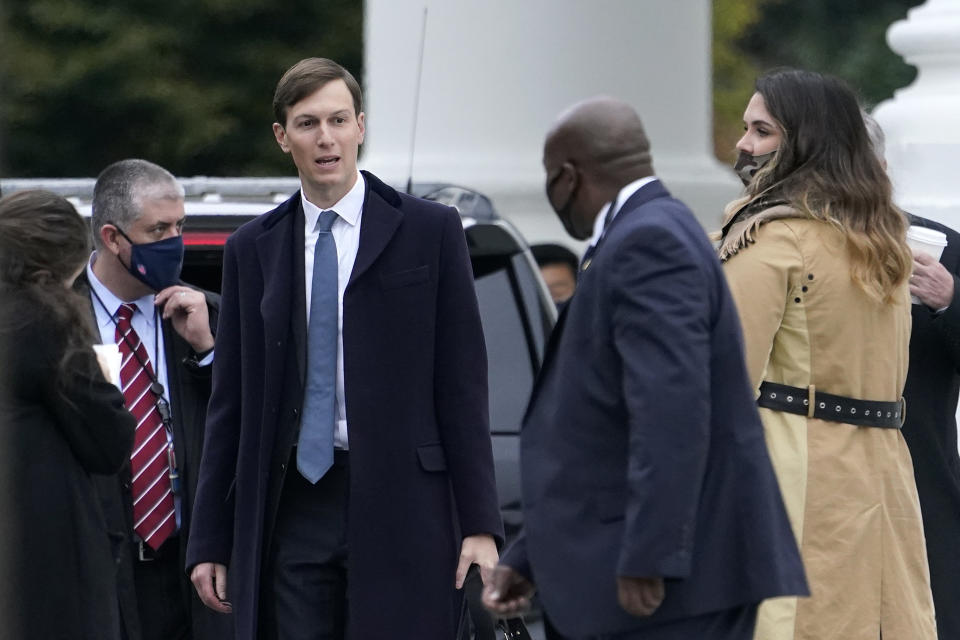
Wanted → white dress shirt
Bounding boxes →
[587,176,661,248]
[87,257,173,408]
[301,171,365,450]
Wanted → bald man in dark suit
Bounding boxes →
[484,97,807,639]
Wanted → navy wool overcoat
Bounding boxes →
[187,172,503,640]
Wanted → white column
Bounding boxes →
[873,0,960,227]
[362,0,740,247]
[873,0,960,450]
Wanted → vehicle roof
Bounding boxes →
[0,177,499,222]
[1,176,525,256]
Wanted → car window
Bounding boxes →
[473,257,538,435]
[510,253,552,362]
[182,247,226,294]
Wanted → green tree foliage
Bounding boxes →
[712,0,771,163]
[740,0,920,106]
[0,0,363,177]
[713,0,921,162]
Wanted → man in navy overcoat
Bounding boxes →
[483,97,808,638]
[187,58,502,640]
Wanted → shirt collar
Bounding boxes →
[587,176,659,246]
[86,253,157,330]
[301,171,365,230]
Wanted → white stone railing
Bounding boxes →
[874,0,960,227]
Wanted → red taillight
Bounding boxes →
[183,232,231,246]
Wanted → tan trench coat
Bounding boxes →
[722,217,937,640]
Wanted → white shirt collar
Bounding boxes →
[301,171,365,229]
[587,176,659,246]
[85,253,157,329]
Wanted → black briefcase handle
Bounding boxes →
[456,566,532,640]
[495,618,532,640]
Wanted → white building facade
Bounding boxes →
[361,0,741,249]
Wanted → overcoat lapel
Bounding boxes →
[256,197,301,383]
[348,171,402,288]
[257,175,404,384]
[291,206,307,385]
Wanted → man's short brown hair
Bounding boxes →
[273,58,363,127]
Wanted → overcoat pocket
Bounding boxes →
[416,442,448,472]
[596,488,626,523]
[380,265,429,289]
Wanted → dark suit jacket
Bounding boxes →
[187,171,503,640]
[0,285,136,640]
[501,181,808,637]
[902,215,960,640]
[77,274,230,640]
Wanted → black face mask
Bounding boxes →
[112,224,184,292]
[546,170,585,240]
[734,150,775,186]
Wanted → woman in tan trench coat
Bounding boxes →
[719,69,937,640]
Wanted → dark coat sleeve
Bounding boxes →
[186,236,244,568]
[170,287,222,518]
[909,215,960,370]
[610,223,711,579]
[929,274,960,371]
[19,316,135,474]
[499,530,532,581]
[52,356,135,474]
[432,208,504,545]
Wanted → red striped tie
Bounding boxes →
[115,303,175,551]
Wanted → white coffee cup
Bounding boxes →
[93,343,122,388]
[906,225,948,304]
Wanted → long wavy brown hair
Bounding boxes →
[724,68,911,304]
[0,190,97,381]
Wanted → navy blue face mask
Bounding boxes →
[112,224,185,292]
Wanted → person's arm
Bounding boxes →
[911,250,960,369]
[47,341,136,475]
[932,273,960,371]
[155,285,215,354]
[12,311,134,474]
[178,291,220,376]
[431,207,504,584]
[609,223,711,589]
[186,237,244,613]
[721,222,799,391]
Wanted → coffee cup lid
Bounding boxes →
[907,226,948,246]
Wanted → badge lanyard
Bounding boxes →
[89,288,181,495]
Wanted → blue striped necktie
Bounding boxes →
[298,209,339,483]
